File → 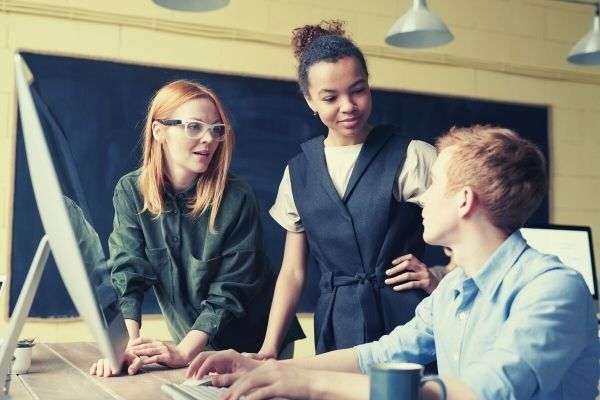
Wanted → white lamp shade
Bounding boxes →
[567,14,600,65]
[152,0,229,12]
[385,0,453,48]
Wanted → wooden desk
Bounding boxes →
[9,343,186,399]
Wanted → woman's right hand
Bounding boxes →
[186,349,262,384]
[89,351,145,377]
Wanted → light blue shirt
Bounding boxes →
[356,231,600,399]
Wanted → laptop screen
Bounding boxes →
[520,225,597,299]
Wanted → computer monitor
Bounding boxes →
[0,54,128,395]
[520,224,598,299]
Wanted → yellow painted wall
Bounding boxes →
[1,0,599,359]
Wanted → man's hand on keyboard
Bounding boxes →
[224,360,314,400]
[186,349,261,382]
[128,337,188,368]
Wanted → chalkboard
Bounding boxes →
[11,52,549,317]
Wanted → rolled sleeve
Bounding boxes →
[269,166,304,232]
[462,352,537,400]
[354,295,436,374]
[192,302,225,338]
[461,269,596,400]
[117,293,144,323]
[396,140,437,206]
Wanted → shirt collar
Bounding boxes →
[469,230,529,300]
[165,176,200,200]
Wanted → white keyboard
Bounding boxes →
[161,382,227,400]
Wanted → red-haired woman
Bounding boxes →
[90,80,302,377]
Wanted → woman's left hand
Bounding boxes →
[128,337,188,368]
[223,360,316,400]
[385,254,439,294]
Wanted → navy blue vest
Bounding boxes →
[289,125,428,353]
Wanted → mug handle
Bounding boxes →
[420,375,447,400]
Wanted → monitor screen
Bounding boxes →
[2,54,130,397]
[12,54,128,369]
[520,225,597,298]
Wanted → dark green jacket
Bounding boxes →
[110,170,303,351]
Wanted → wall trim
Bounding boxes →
[3,0,600,86]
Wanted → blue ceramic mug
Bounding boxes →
[370,362,446,400]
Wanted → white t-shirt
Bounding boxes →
[269,139,437,233]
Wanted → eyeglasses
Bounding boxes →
[157,119,227,141]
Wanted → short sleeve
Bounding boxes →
[269,166,304,233]
[395,140,437,206]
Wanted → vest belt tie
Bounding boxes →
[316,270,385,353]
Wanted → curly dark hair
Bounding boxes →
[291,20,369,96]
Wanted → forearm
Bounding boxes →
[262,267,305,353]
[310,371,369,400]
[421,377,477,400]
[177,330,209,363]
[125,319,140,340]
[284,347,361,373]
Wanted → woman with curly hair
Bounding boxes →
[255,20,438,357]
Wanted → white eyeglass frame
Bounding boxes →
[157,118,227,141]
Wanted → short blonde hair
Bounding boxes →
[139,80,234,232]
[436,125,547,234]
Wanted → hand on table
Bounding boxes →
[89,350,145,377]
[127,337,188,368]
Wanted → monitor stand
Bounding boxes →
[0,235,50,399]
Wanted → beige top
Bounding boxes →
[269,139,437,233]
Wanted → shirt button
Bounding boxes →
[172,235,179,243]
[458,312,467,321]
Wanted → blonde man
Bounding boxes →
[187,125,599,400]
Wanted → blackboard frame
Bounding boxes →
[10,51,549,318]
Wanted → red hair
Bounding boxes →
[139,80,234,232]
